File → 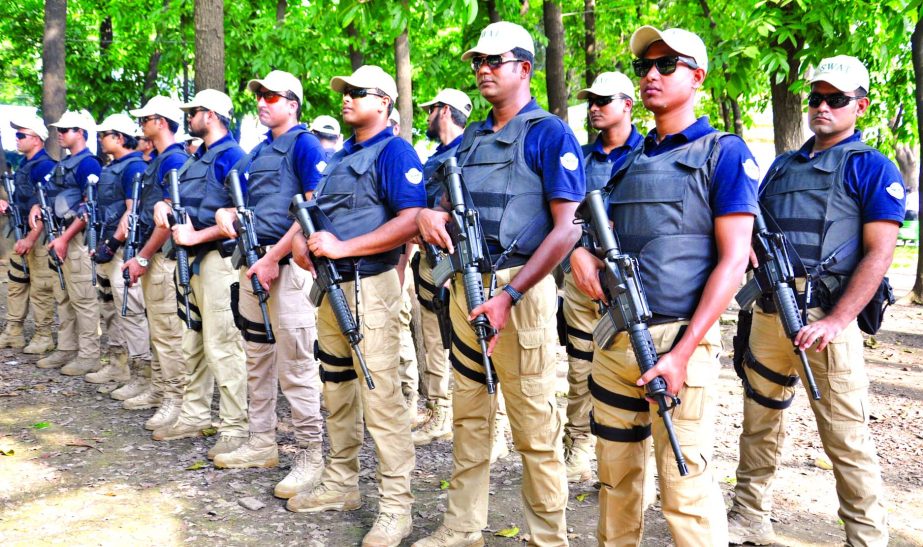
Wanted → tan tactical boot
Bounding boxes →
[410,524,485,547]
[402,384,419,423]
[23,333,55,355]
[206,435,248,460]
[490,413,510,464]
[727,509,776,546]
[123,388,162,410]
[36,349,77,369]
[213,432,279,469]
[85,355,131,385]
[60,355,102,376]
[286,483,361,513]
[0,323,25,349]
[144,398,182,431]
[152,419,210,441]
[111,376,149,401]
[362,512,412,547]
[564,435,595,482]
[274,441,324,499]
[413,403,453,446]
[413,403,434,430]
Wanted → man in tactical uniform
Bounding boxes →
[0,113,57,355]
[414,22,585,546]
[150,89,249,458]
[728,55,900,547]
[562,71,643,482]
[32,110,102,377]
[410,88,471,447]
[118,97,188,422]
[290,64,425,547]
[309,115,341,160]
[210,73,326,497]
[84,113,152,393]
[570,26,758,545]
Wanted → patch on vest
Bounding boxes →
[742,158,760,180]
[87,174,99,184]
[560,152,579,171]
[885,182,905,200]
[316,160,328,173]
[44,173,52,182]
[405,168,423,184]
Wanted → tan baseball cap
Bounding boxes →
[181,88,233,118]
[420,88,473,118]
[247,70,304,104]
[49,109,96,131]
[630,26,708,73]
[10,112,48,141]
[462,21,534,60]
[330,65,398,102]
[129,96,184,125]
[309,115,341,136]
[576,72,636,100]
[809,55,870,93]
[96,113,137,136]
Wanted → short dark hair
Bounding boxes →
[81,129,89,141]
[216,114,231,129]
[447,105,467,129]
[166,119,179,134]
[117,132,138,150]
[511,47,534,80]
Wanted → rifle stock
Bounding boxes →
[166,169,193,328]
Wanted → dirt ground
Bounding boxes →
[1,258,922,546]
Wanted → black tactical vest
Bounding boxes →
[455,109,555,263]
[422,142,460,208]
[98,153,145,236]
[314,134,401,271]
[583,143,614,193]
[139,146,189,239]
[13,153,51,216]
[608,132,727,318]
[234,129,308,244]
[49,150,99,218]
[760,140,873,276]
[179,139,238,230]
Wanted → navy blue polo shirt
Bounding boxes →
[339,127,427,212]
[20,148,56,211]
[152,143,189,199]
[69,148,103,193]
[584,125,643,177]
[197,133,245,188]
[113,151,148,197]
[765,131,906,224]
[641,116,759,217]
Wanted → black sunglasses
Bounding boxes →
[99,131,117,139]
[343,87,384,100]
[807,91,865,109]
[56,127,80,134]
[186,107,209,117]
[138,115,162,125]
[14,132,34,140]
[426,103,445,115]
[470,55,524,72]
[632,55,699,77]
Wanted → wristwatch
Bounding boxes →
[136,256,150,268]
[502,284,523,306]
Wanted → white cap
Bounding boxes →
[175,131,193,143]
[247,70,304,104]
[309,115,341,136]
[48,109,96,132]
[96,113,137,136]
[187,137,203,148]
[630,26,708,73]
[419,88,473,118]
[389,109,400,126]
[462,21,534,60]
[330,65,398,102]
[129,96,184,125]
[10,112,48,141]
[181,88,233,119]
[576,72,635,100]
[809,55,870,93]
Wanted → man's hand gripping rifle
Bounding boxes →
[35,179,66,290]
[577,189,689,476]
[291,194,373,390]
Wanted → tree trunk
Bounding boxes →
[583,0,596,87]
[731,98,744,136]
[394,13,413,143]
[142,50,162,102]
[275,0,286,26]
[770,30,804,154]
[486,0,500,22]
[543,1,567,121]
[194,0,225,92]
[896,144,918,192]
[346,23,364,71]
[909,17,923,304]
[43,0,67,161]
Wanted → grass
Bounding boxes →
[891,245,918,273]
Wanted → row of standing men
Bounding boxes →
[1,20,904,547]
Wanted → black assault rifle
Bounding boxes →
[85,174,100,286]
[166,169,193,328]
[2,173,29,278]
[430,157,496,395]
[735,211,821,400]
[121,173,142,317]
[225,169,274,344]
[577,189,689,476]
[423,242,452,350]
[35,179,66,290]
[291,193,373,389]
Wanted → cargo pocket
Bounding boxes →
[518,326,552,397]
[360,309,397,369]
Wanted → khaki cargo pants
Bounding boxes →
[732,306,888,546]
[140,253,186,398]
[55,232,100,359]
[592,320,727,546]
[411,248,451,403]
[97,247,151,359]
[5,242,56,337]
[443,268,568,546]
[562,271,598,448]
